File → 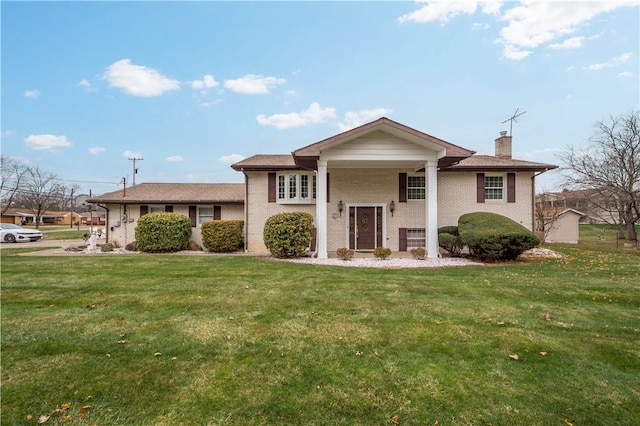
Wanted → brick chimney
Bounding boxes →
[495,130,512,159]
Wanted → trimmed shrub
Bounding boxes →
[100,243,114,252]
[458,212,540,261]
[438,226,464,257]
[263,212,313,258]
[336,247,354,260]
[135,212,192,253]
[124,241,137,252]
[373,246,392,260]
[410,247,427,260]
[201,220,244,252]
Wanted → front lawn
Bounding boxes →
[1,247,638,425]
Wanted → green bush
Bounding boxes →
[263,212,313,258]
[438,226,460,236]
[438,232,464,257]
[458,212,540,261]
[135,212,192,253]
[201,220,244,252]
[373,246,392,260]
[100,243,114,252]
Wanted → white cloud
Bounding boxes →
[398,1,502,24]
[104,59,180,97]
[399,1,637,61]
[24,90,40,98]
[619,71,633,78]
[1,130,16,138]
[191,74,219,90]
[584,51,633,70]
[78,78,98,92]
[89,147,106,155]
[502,44,532,60]
[24,134,72,150]
[166,155,183,162]
[224,74,286,94]
[472,22,490,30]
[338,108,393,132]
[549,36,584,50]
[256,102,337,129]
[219,153,245,164]
[123,150,143,159]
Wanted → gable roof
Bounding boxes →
[440,155,558,172]
[88,183,245,204]
[293,117,475,169]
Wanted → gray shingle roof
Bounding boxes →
[231,154,298,170]
[441,155,557,172]
[88,183,245,204]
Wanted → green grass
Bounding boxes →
[1,244,639,425]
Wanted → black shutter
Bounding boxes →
[214,205,221,220]
[188,205,197,227]
[476,173,485,203]
[268,173,276,203]
[507,173,516,203]
[140,205,149,216]
[399,228,407,251]
[399,173,407,202]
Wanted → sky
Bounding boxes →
[2,0,639,197]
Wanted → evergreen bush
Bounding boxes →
[263,212,313,258]
[458,212,540,261]
[201,220,244,252]
[135,212,192,253]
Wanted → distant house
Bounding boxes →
[88,183,245,247]
[1,208,81,226]
[536,189,620,224]
[89,117,557,256]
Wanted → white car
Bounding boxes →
[0,224,44,243]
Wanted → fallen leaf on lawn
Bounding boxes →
[26,415,34,421]
[61,403,71,410]
[60,415,72,422]
[540,351,548,356]
[106,353,111,358]
[543,312,551,321]
[85,304,96,309]
[79,405,90,415]
[496,321,505,326]
[564,420,574,426]
[509,354,519,360]
[154,352,162,357]
[434,320,442,325]
[37,414,50,424]
[355,351,363,356]
[171,356,177,361]
[116,340,126,345]
[391,414,399,424]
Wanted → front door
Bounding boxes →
[349,207,377,250]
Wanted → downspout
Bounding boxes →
[531,169,549,232]
[241,169,249,253]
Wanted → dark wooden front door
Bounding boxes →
[356,207,375,249]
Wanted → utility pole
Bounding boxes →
[129,157,143,185]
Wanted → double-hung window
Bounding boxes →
[198,206,214,224]
[484,175,505,201]
[407,175,425,200]
[277,172,316,204]
[406,228,426,248]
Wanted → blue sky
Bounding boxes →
[2,1,639,197]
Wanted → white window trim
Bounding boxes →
[407,174,426,201]
[197,205,215,225]
[148,205,166,213]
[276,172,316,204]
[484,173,506,202]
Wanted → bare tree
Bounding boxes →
[559,111,640,241]
[534,190,562,242]
[0,155,27,214]
[20,165,67,229]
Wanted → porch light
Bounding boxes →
[390,200,396,217]
[338,200,344,216]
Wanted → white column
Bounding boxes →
[426,160,439,258]
[316,160,328,259]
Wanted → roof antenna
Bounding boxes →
[501,108,526,136]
